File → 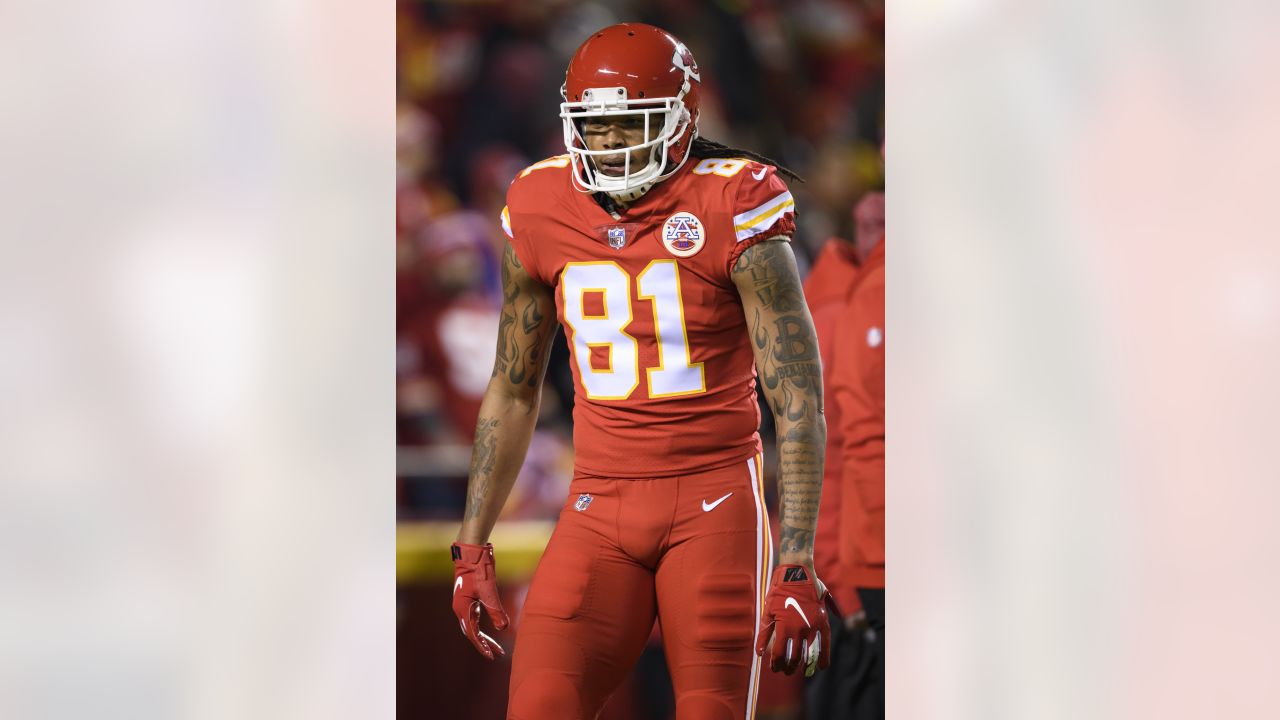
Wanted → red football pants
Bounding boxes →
[508,454,773,720]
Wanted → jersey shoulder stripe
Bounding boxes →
[518,154,571,179]
[733,191,795,242]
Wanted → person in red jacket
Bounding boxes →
[834,241,884,594]
[804,193,884,719]
[820,210,885,719]
[804,191,883,620]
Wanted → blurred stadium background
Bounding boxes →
[397,1,882,717]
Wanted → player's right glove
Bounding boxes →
[755,564,832,677]
[450,542,510,660]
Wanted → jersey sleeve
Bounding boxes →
[500,176,548,286]
[725,163,797,274]
[499,205,513,240]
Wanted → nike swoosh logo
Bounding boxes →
[701,492,733,512]
[453,576,463,596]
[784,596,811,627]
[752,167,767,180]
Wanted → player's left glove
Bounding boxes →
[755,564,831,677]
[450,542,510,660]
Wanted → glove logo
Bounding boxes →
[453,576,463,596]
[784,596,811,628]
[783,566,808,582]
[575,493,593,512]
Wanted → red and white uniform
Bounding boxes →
[502,154,796,720]
[503,155,796,478]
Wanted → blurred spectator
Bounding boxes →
[398,210,501,444]
[397,101,457,234]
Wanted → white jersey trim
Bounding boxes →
[500,206,513,239]
[733,191,795,242]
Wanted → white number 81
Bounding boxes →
[561,261,706,400]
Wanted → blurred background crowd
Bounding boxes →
[398,1,882,717]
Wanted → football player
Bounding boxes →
[451,23,831,719]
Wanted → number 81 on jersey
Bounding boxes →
[561,260,706,400]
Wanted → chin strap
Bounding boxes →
[605,181,655,204]
[589,131,696,205]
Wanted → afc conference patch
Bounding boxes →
[574,493,593,512]
[662,211,705,257]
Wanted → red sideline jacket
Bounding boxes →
[830,239,885,589]
[802,238,862,616]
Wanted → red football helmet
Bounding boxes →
[560,23,702,201]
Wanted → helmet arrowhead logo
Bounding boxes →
[672,45,701,82]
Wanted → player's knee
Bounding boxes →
[508,671,583,720]
[675,693,737,720]
[694,573,756,649]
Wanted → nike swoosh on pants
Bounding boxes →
[701,492,733,511]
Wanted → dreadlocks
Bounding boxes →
[689,137,805,184]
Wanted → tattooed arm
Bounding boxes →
[456,242,558,545]
[731,238,827,570]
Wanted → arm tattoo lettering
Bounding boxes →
[464,417,500,519]
[734,241,804,313]
[734,239,827,558]
[771,315,815,363]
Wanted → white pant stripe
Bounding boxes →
[745,455,768,719]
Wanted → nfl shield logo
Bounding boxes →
[574,493,593,512]
[607,227,626,249]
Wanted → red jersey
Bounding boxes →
[502,155,797,478]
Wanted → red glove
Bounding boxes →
[755,564,831,676]
[451,542,510,660]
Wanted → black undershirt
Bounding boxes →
[593,191,623,215]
